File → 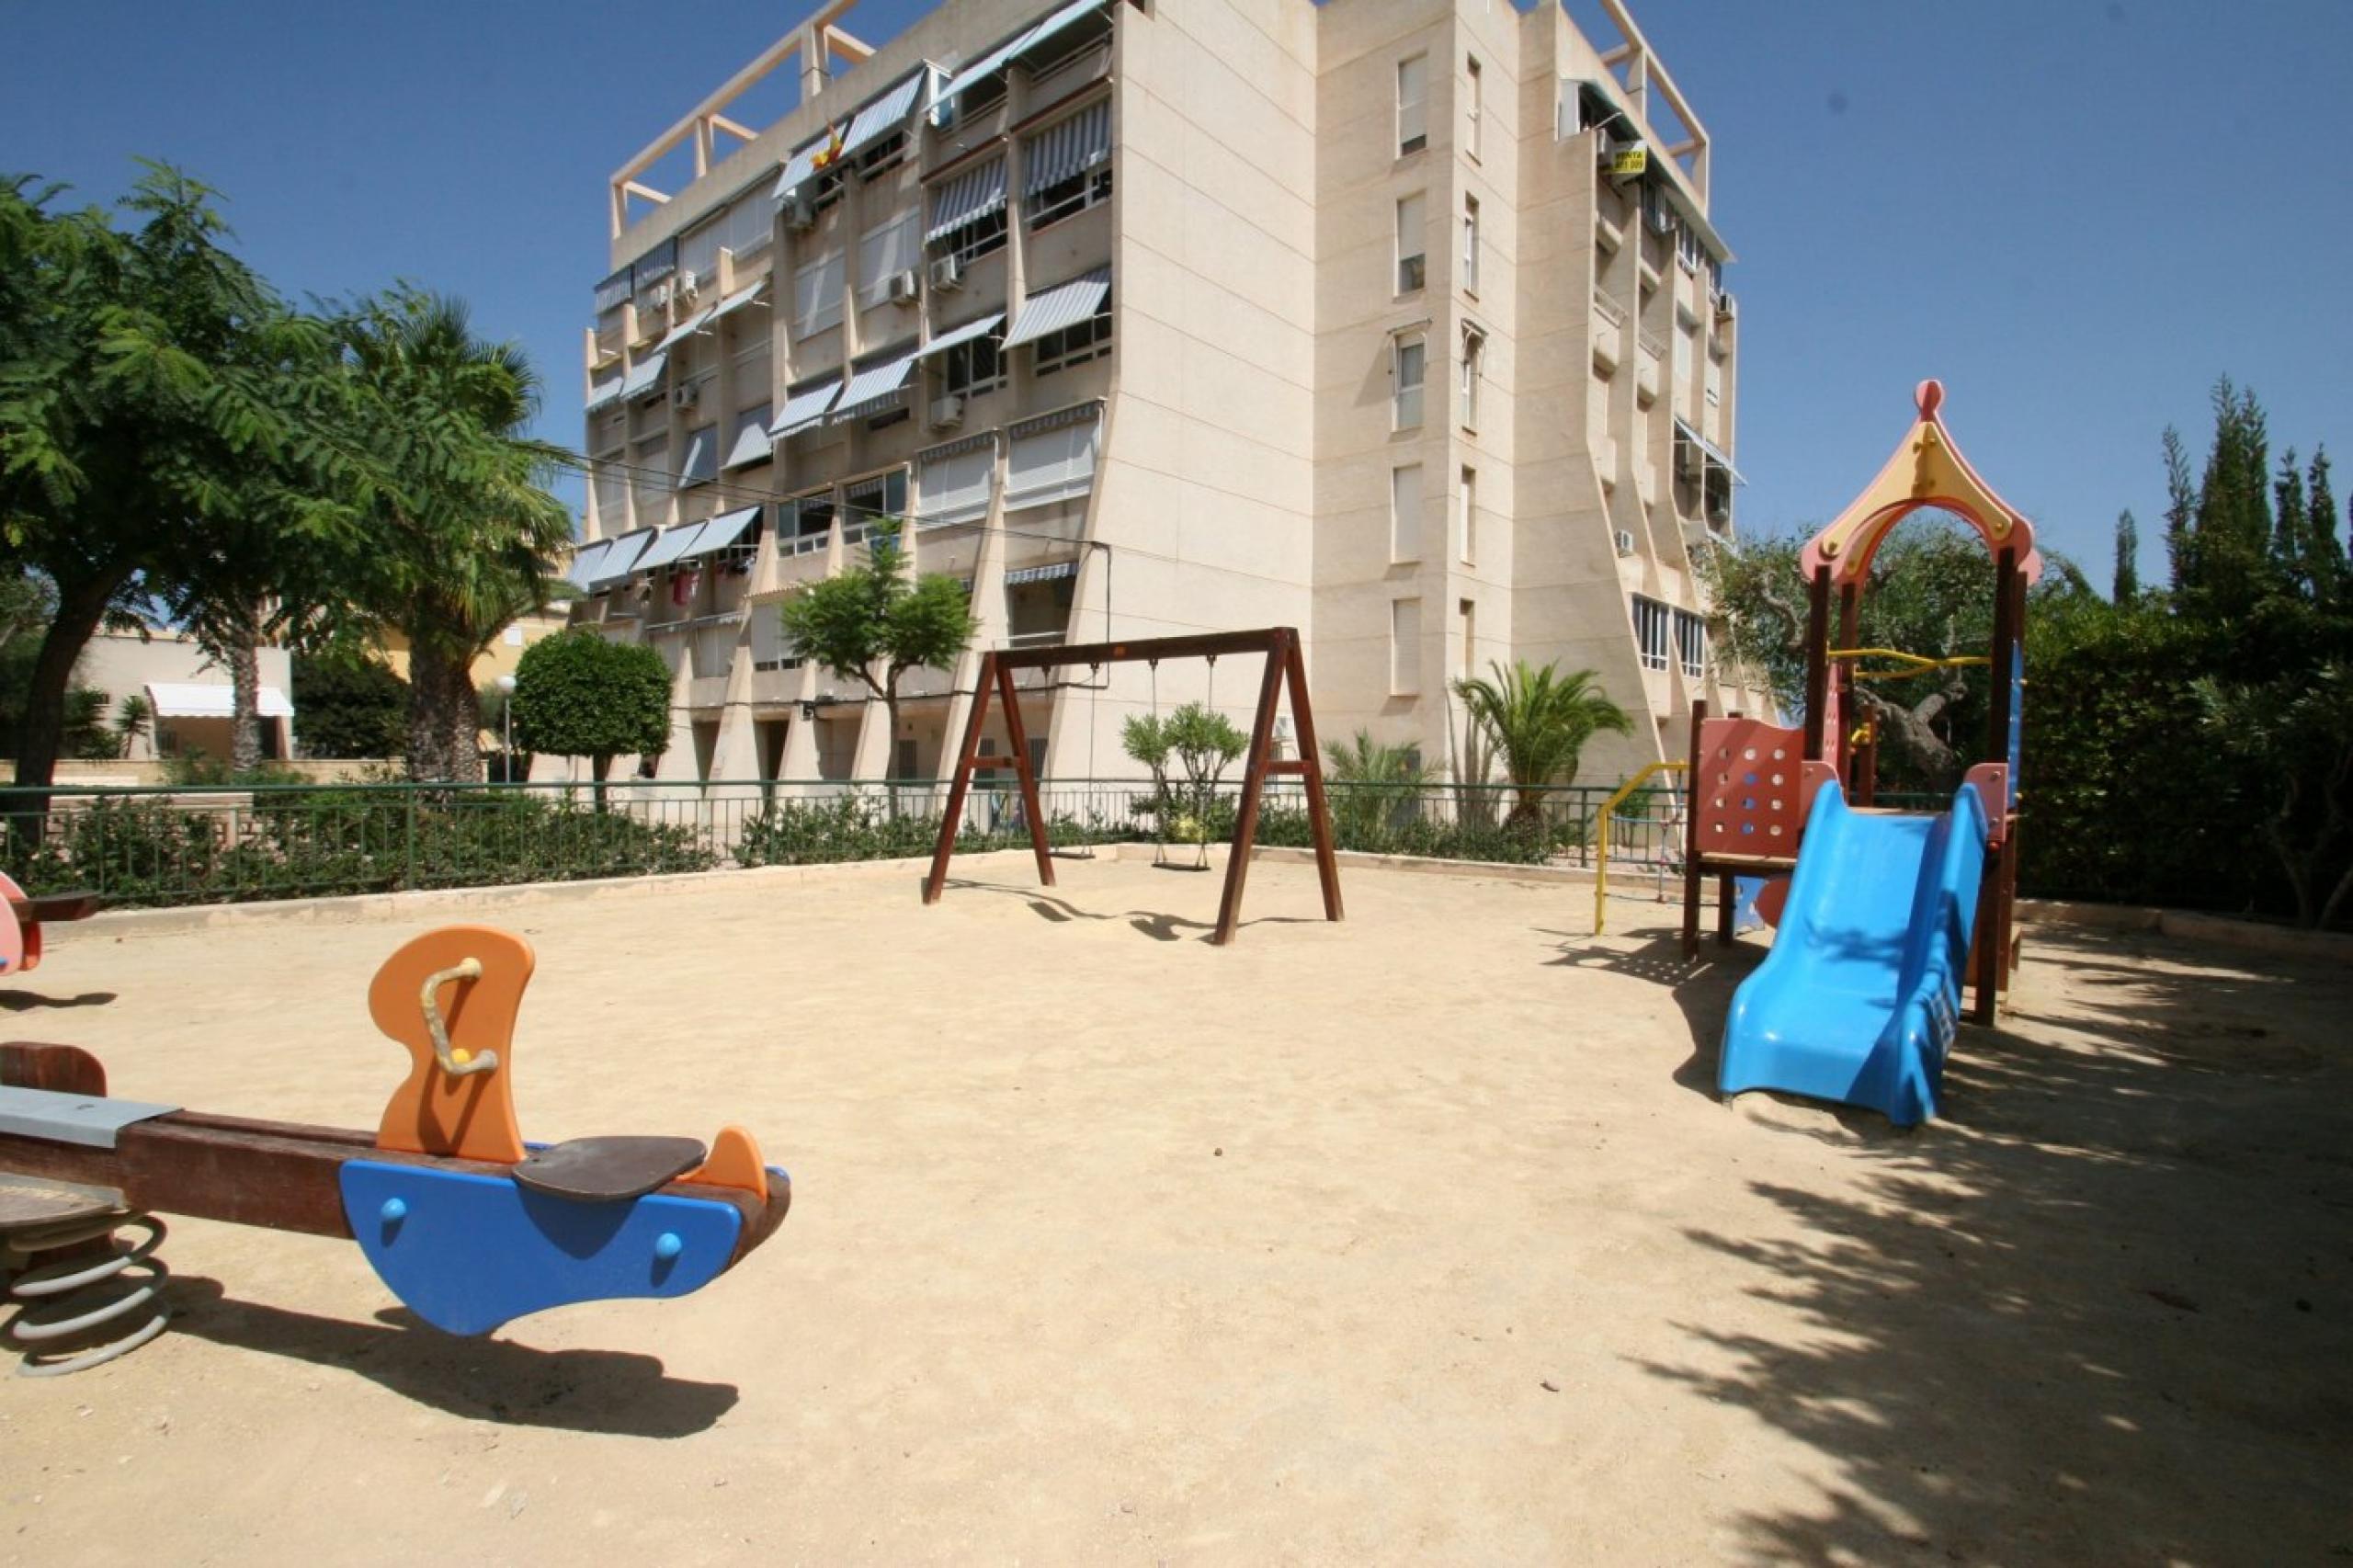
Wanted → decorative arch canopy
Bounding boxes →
[1801,381,2042,587]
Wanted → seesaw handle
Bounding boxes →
[420,959,498,1077]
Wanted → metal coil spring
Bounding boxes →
[4,1212,169,1377]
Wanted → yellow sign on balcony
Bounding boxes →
[1609,143,1649,180]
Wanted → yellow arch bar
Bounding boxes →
[1593,759,1688,937]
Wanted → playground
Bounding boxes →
[6,855,2348,1563]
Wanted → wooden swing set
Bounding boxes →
[920,627,1344,946]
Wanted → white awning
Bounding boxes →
[588,528,658,586]
[916,312,1006,361]
[925,157,1007,243]
[1002,268,1109,348]
[619,352,668,402]
[683,505,762,560]
[1005,413,1100,510]
[916,443,995,528]
[146,682,294,720]
[769,378,842,437]
[568,538,617,590]
[936,0,1107,119]
[655,307,716,352]
[710,278,767,322]
[1005,559,1080,586]
[839,71,928,164]
[1023,98,1110,196]
[632,520,705,574]
[1674,417,1746,484]
[722,407,773,470]
[584,372,624,415]
[830,346,920,423]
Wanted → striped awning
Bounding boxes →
[916,312,1006,361]
[630,237,677,285]
[1022,97,1110,196]
[710,278,767,321]
[1005,559,1080,586]
[936,0,1108,119]
[830,345,921,423]
[568,538,617,590]
[619,351,668,402]
[633,520,708,575]
[769,377,842,437]
[584,372,624,415]
[588,528,658,586]
[773,138,829,200]
[1002,268,1109,348]
[1674,417,1746,484]
[925,157,1007,243]
[594,267,632,313]
[683,505,762,560]
[723,409,773,470]
[655,307,715,352]
[839,71,928,164]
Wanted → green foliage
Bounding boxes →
[1121,700,1245,846]
[1323,728,1432,846]
[2192,662,2353,929]
[2112,510,2140,602]
[110,693,151,756]
[291,653,408,759]
[509,631,671,778]
[61,687,116,760]
[1452,659,1630,822]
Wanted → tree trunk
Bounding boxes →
[227,615,263,777]
[881,687,902,819]
[10,569,127,836]
[405,645,452,782]
[591,752,612,813]
[446,674,484,785]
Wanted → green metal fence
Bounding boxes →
[0,774,1716,911]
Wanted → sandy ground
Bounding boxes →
[2,853,2347,1565]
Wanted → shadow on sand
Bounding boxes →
[1554,915,2353,1561]
[163,1277,739,1437]
[935,875,1317,943]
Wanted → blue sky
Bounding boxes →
[6,0,2349,582]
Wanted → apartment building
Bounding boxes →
[563,0,1762,790]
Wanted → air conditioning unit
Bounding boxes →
[671,381,701,410]
[648,281,672,309]
[676,269,699,301]
[929,393,965,429]
[1715,290,1737,321]
[782,195,817,231]
[886,269,921,305]
[1614,529,1638,558]
[929,254,965,292]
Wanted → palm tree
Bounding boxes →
[1323,729,1430,847]
[335,290,573,782]
[1452,660,1631,830]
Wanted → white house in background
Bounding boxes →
[71,630,296,762]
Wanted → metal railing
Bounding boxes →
[0,775,1704,912]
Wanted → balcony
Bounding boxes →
[1590,291,1623,374]
[1635,332,1663,406]
[1005,628,1066,650]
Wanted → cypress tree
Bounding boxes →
[2272,447,2308,594]
[2308,448,2343,609]
[2111,509,2140,602]
[2161,426,2196,593]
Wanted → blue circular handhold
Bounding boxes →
[380,1198,408,1223]
[1744,771,1758,786]
[654,1232,684,1261]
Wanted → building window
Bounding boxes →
[1032,296,1113,376]
[678,220,722,294]
[720,195,772,264]
[916,442,995,528]
[1673,608,1708,678]
[1392,332,1426,430]
[1460,328,1483,431]
[1391,597,1421,695]
[1465,55,1482,162]
[1459,597,1476,681]
[1390,463,1421,563]
[677,422,718,489]
[938,205,1006,267]
[1461,194,1480,296]
[1677,222,1704,273]
[786,490,836,555]
[792,248,844,338]
[1024,99,1113,230]
[856,209,922,311]
[926,157,1009,267]
[1396,54,1428,156]
[1395,191,1426,294]
[843,470,910,541]
[1632,596,1671,672]
[1458,465,1476,564]
[592,456,627,531]
[940,332,1005,398]
[631,437,671,523]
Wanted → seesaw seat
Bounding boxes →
[513,1135,707,1203]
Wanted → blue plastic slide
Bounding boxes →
[1717,779,1991,1126]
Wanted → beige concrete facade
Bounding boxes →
[567,0,1764,790]
[67,630,295,763]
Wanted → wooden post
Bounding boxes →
[1213,632,1291,946]
[922,652,998,904]
[1972,550,2020,1025]
[994,659,1055,888]
[1801,567,1832,762]
[1716,871,1735,947]
[1283,632,1344,923]
[1681,699,1708,958]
